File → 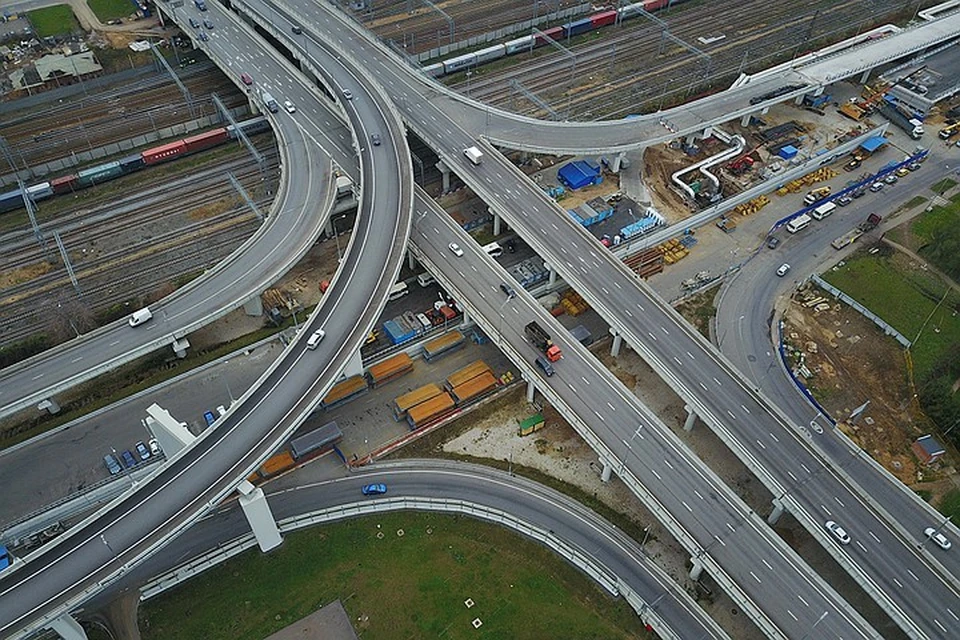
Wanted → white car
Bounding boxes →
[776,263,791,277]
[448,242,464,257]
[306,329,326,350]
[825,520,851,545]
[148,439,162,456]
[924,527,951,550]
[342,88,353,100]
[283,100,296,113]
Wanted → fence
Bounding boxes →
[811,274,912,347]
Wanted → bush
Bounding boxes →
[940,489,960,523]
[0,335,51,369]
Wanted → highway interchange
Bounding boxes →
[1,0,960,638]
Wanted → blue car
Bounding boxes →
[121,450,137,469]
[361,483,387,496]
[203,411,217,427]
[103,454,122,475]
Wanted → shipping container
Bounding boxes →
[393,383,444,421]
[443,51,477,74]
[320,375,368,408]
[258,451,296,478]
[367,353,413,387]
[422,331,465,361]
[474,44,506,64]
[26,182,53,200]
[451,370,498,404]
[142,140,187,165]
[76,161,123,187]
[591,10,618,28]
[183,128,229,153]
[118,154,145,172]
[406,392,456,429]
[50,174,78,194]
[0,189,22,214]
[447,360,492,389]
[534,26,563,46]
[290,421,343,460]
[518,413,545,437]
[505,35,534,55]
[383,319,417,345]
[564,18,595,38]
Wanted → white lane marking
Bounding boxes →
[698,381,707,391]
[761,558,773,571]
[820,504,832,516]
[749,571,761,584]
[601,287,609,294]
[606,402,615,411]
[71,357,83,363]
[673,356,683,366]
[868,531,880,543]
[834,496,844,507]
[694,490,704,500]
[594,411,605,422]
[681,501,692,512]
[637,303,644,311]
[622,438,632,450]
[893,577,903,589]
[934,620,947,634]
[797,594,809,607]
[947,609,958,621]
[770,432,779,443]
[567,383,577,394]
[651,468,662,481]
[713,377,722,386]
[801,463,811,474]
[713,535,726,547]
[581,376,590,385]
[647,332,658,342]
[787,471,797,482]
[32,374,44,380]
[663,458,674,469]
[726,522,736,533]
[726,410,736,420]
[686,351,695,360]
[109,341,120,347]
[907,569,919,582]
[741,404,750,414]
[756,439,766,450]
[788,610,798,622]
[660,326,669,335]
[624,309,633,317]
[855,541,867,553]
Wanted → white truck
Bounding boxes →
[463,146,483,165]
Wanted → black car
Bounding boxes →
[766,236,780,249]
[292,25,302,34]
[188,17,200,28]
[371,133,381,146]
[499,282,516,297]
[505,239,516,253]
[203,19,214,29]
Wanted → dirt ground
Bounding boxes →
[641,145,694,222]
[782,283,957,496]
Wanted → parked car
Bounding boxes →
[776,263,791,277]
[361,483,387,495]
[500,282,516,297]
[283,100,296,113]
[203,411,217,427]
[103,454,122,475]
[291,25,302,34]
[908,162,921,171]
[896,167,910,177]
[135,441,151,461]
[925,527,952,550]
[884,174,898,184]
[198,31,209,42]
[825,520,851,545]
[505,239,516,253]
[869,182,884,192]
[240,72,253,85]
[121,450,137,469]
[448,242,463,257]
[149,438,162,456]
[836,195,853,207]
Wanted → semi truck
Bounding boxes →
[463,146,483,165]
[524,321,562,362]
[878,100,924,139]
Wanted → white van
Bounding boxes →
[306,329,326,350]
[811,202,836,220]
[417,272,436,287]
[786,213,812,234]
[128,307,153,327]
[388,281,409,301]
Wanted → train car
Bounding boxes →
[564,18,595,38]
[182,128,229,153]
[474,44,506,65]
[118,154,145,173]
[504,35,535,55]
[227,116,270,139]
[443,51,477,74]
[0,189,22,214]
[26,182,53,201]
[421,62,445,77]
[50,174,78,194]
[534,26,563,46]
[642,0,672,11]
[76,161,122,188]
[142,140,187,165]
[591,10,618,28]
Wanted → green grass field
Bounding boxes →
[88,0,134,22]
[140,513,652,640]
[27,5,80,37]
[822,252,960,377]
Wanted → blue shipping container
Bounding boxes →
[384,320,417,345]
[564,18,594,37]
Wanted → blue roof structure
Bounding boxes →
[558,160,602,190]
[860,136,887,153]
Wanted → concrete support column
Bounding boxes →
[794,94,804,105]
[38,398,60,415]
[462,309,470,325]
[324,217,334,237]
[145,403,195,456]
[172,337,190,359]
[237,480,283,552]
[684,133,696,146]
[609,153,623,173]
[49,615,87,640]
[248,94,261,116]
[610,331,623,358]
[683,404,697,432]
[493,212,501,236]
[860,68,871,84]
[740,113,752,127]
[243,294,263,317]
[601,459,613,483]
[407,251,417,270]
[526,379,536,403]
[689,557,704,580]
[341,349,363,379]
[435,160,451,193]
[768,497,786,525]
[547,266,557,286]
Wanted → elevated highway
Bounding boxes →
[0,3,415,636]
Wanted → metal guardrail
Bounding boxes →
[811,275,912,347]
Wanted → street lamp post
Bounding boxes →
[496,292,515,343]
[331,216,343,263]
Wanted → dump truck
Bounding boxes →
[858,212,882,232]
[939,122,960,139]
[838,101,867,121]
[524,321,562,362]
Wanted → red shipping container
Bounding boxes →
[643,0,670,11]
[535,26,563,46]
[591,10,617,28]
[182,128,229,153]
[142,140,187,165]
[50,174,78,194]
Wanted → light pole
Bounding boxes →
[496,291,515,343]
[331,216,343,263]
[800,611,828,640]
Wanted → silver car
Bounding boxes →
[924,527,951,550]
[825,520,851,545]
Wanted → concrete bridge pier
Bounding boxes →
[608,152,624,173]
[740,112,752,127]
[860,68,871,84]
[145,403,196,457]
[237,479,283,552]
[683,404,698,432]
[610,330,623,358]
[435,160,451,193]
[493,212,502,236]
[689,557,705,580]
[172,336,190,359]
[243,294,263,317]
[684,133,697,146]
[768,497,787,525]
[601,459,614,483]
[49,614,87,640]
[37,398,60,415]
[543,262,556,286]
[461,309,470,325]
[526,377,536,403]
[341,349,364,379]
[407,250,417,270]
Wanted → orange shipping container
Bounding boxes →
[451,371,498,404]
[367,352,413,386]
[393,383,443,419]
[406,392,456,427]
[321,375,368,407]
[446,360,491,389]
[259,451,296,478]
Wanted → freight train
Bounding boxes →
[422,0,689,77]
[0,117,270,215]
